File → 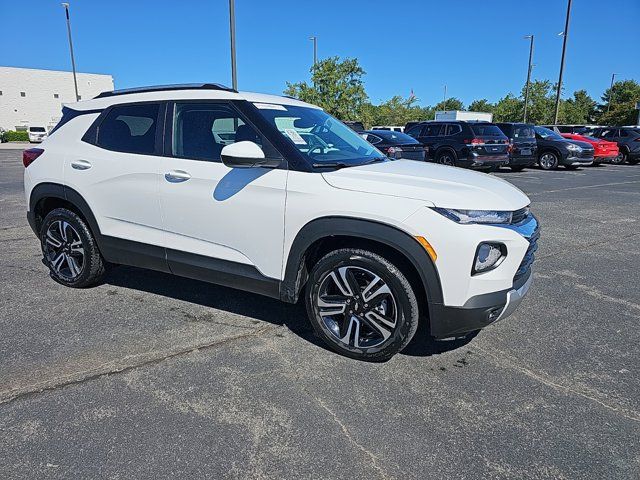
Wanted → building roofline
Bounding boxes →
[0,65,113,78]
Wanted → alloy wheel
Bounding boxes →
[315,266,398,349]
[43,220,85,280]
[612,152,625,164]
[539,153,557,170]
[438,154,455,166]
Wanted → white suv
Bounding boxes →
[24,84,539,361]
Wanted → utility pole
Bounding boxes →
[228,0,238,90]
[443,85,447,107]
[553,0,572,124]
[607,73,618,113]
[61,3,80,101]
[309,36,317,66]
[523,35,534,123]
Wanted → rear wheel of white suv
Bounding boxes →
[305,248,419,362]
[40,208,106,288]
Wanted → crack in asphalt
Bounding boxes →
[315,397,390,480]
[475,346,640,423]
[0,325,276,406]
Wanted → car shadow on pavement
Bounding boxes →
[103,265,475,360]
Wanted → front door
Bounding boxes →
[159,101,288,284]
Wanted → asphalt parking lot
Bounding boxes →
[0,148,639,479]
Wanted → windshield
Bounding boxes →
[535,126,564,140]
[253,104,385,167]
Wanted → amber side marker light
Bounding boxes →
[415,236,437,262]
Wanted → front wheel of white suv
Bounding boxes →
[40,208,106,288]
[305,248,420,362]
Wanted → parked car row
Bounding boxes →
[357,119,640,170]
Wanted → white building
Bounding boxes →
[0,66,114,131]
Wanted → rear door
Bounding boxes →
[511,124,537,159]
[469,123,509,159]
[158,100,288,281]
[65,102,167,257]
[417,123,443,159]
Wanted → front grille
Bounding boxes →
[514,225,540,281]
[580,149,594,159]
[511,207,530,224]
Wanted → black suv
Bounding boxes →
[590,127,640,165]
[405,121,509,169]
[534,126,594,170]
[496,123,538,171]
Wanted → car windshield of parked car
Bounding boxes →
[374,131,419,144]
[254,104,385,167]
[513,125,535,139]
[535,126,564,140]
[470,124,505,137]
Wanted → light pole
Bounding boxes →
[309,36,317,67]
[443,85,447,107]
[61,3,80,101]
[607,73,618,113]
[228,0,238,90]
[523,35,534,123]
[553,0,572,124]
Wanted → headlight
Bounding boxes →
[432,207,512,224]
[473,242,507,274]
[567,143,582,152]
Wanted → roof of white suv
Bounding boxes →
[69,83,321,111]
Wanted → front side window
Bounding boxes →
[405,125,423,138]
[254,104,384,167]
[513,125,535,139]
[172,102,277,162]
[446,124,462,135]
[97,103,160,155]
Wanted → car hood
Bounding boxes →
[321,160,529,210]
[566,139,593,149]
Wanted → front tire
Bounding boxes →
[305,248,419,362]
[40,208,105,288]
[538,151,559,170]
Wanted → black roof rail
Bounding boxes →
[94,83,237,99]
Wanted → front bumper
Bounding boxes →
[430,270,532,338]
[562,153,594,166]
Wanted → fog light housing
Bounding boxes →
[473,242,506,274]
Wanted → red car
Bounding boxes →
[561,133,619,164]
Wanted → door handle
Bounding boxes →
[164,170,191,183]
[71,160,92,170]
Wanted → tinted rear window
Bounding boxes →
[470,124,505,137]
[29,127,46,132]
[513,125,535,139]
[97,103,160,155]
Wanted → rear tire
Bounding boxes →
[305,248,419,362]
[40,208,105,288]
[435,150,457,166]
[611,151,626,165]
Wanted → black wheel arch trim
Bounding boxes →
[281,216,444,309]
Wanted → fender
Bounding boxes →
[281,216,444,310]
[29,183,104,249]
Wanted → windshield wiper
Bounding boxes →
[312,157,387,169]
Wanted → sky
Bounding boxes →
[1,0,638,107]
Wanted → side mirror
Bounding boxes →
[220,141,281,168]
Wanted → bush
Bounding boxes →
[1,130,29,142]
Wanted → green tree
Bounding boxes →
[468,99,495,113]
[560,89,597,124]
[284,56,368,121]
[596,80,640,126]
[433,98,464,111]
[522,80,555,124]
[493,94,523,122]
